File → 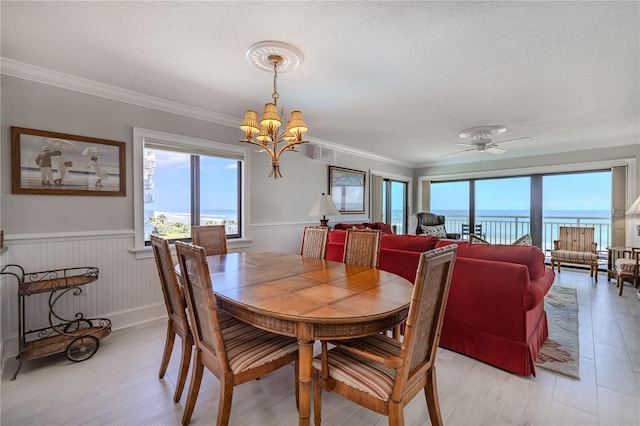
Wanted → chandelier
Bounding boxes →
[239,42,309,179]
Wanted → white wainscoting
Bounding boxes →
[1,231,165,360]
[1,222,312,361]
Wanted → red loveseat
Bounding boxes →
[326,230,555,376]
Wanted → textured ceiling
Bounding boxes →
[1,1,638,167]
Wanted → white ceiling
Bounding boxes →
[1,1,638,167]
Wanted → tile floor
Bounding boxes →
[1,268,639,425]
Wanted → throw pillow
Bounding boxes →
[420,224,447,238]
[469,233,533,245]
[512,234,532,245]
[469,234,490,244]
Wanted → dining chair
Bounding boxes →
[150,235,193,403]
[191,224,227,256]
[174,241,299,426]
[343,228,382,268]
[300,225,329,259]
[313,244,458,426]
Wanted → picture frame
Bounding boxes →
[11,127,126,196]
[328,166,366,214]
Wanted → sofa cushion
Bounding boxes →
[453,244,547,280]
[334,223,365,231]
[328,229,347,244]
[419,224,447,238]
[470,234,490,244]
[368,222,394,234]
[380,234,438,252]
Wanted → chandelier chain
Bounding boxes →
[272,59,279,105]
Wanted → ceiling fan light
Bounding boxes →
[260,103,282,129]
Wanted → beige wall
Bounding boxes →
[0,76,412,354]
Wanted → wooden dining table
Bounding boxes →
[179,251,413,426]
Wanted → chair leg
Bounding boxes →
[216,375,234,426]
[618,276,624,296]
[388,401,404,426]
[313,370,322,426]
[173,333,193,403]
[295,358,300,409]
[424,367,443,426]
[181,351,204,426]
[159,319,176,379]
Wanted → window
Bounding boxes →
[133,128,250,254]
[428,170,611,250]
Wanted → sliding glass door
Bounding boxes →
[381,179,408,234]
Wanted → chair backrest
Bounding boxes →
[150,235,190,333]
[557,226,596,252]
[396,244,457,391]
[192,225,227,256]
[300,226,329,259]
[174,241,230,369]
[343,229,382,268]
[415,212,446,235]
[461,224,471,237]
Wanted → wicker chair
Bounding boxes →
[615,248,640,296]
[174,241,299,426]
[550,226,599,282]
[343,228,382,268]
[150,235,193,403]
[313,245,458,426]
[300,226,329,259]
[191,225,227,256]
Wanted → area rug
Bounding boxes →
[535,286,580,379]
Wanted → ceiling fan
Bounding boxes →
[445,125,533,156]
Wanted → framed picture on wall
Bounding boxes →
[328,166,366,214]
[11,127,126,196]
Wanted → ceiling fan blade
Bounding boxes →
[455,143,476,147]
[486,147,506,154]
[443,147,477,157]
[494,136,533,145]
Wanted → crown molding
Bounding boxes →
[0,57,240,127]
[0,57,414,168]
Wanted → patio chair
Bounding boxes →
[300,225,329,259]
[615,248,640,296]
[343,228,382,268]
[150,235,193,403]
[550,226,599,282]
[313,244,458,426]
[191,224,227,256]
[174,241,299,426]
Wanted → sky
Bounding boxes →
[431,171,612,213]
[147,151,238,212]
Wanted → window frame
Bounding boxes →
[132,128,251,257]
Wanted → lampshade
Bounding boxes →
[309,193,340,217]
[240,110,260,137]
[626,195,640,215]
[260,103,281,129]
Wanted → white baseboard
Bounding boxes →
[1,302,166,362]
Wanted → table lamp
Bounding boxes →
[626,194,640,239]
[308,193,340,227]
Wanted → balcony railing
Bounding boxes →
[444,214,611,254]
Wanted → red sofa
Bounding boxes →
[326,230,555,376]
